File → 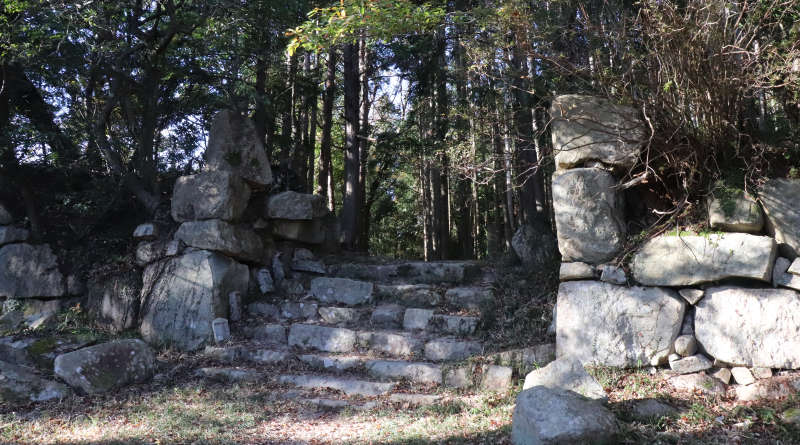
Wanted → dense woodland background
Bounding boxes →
[1,0,799,264]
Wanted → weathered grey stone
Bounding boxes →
[600,265,626,285]
[0,360,71,405]
[774,257,792,287]
[329,263,399,282]
[490,344,557,373]
[559,262,595,281]
[550,94,643,170]
[54,339,154,395]
[205,109,272,188]
[288,324,355,353]
[633,233,777,286]
[276,279,304,295]
[0,244,66,298]
[289,260,326,274]
[429,315,479,335]
[681,309,695,335]
[370,304,405,327]
[753,367,772,379]
[81,272,141,333]
[204,345,244,363]
[512,214,559,272]
[171,171,251,223]
[679,289,704,305]
[707,191,763,234]
[759,178,800,259]
[633,399,678,419]
[133,223,160,241]
[359,332,424,357]
[270,218,325,244]
[481,365,512,392]
[323,309,367,327]
[0,226,29,247]
[788,258,800,275]
[272,253,285,282]
[366,359,442,384]
[7,334,96,371]
[228,291,243,322]
[279,301,318,320]
[674,335,697,357]
[139,250,248,351]
[135,241,166,267]
[730,367,755,385]
[557,281,685,367]
[310,277,373,305]
[669,373,725,395]
[0,344,33,366]
[711,367,732,384]
[443,366,474,388]
[175,219,266,264]
[695,286,800,368]
[552,169,626,265]
[212,318,230,342]
[424,339,482,361]
[246,349,293,364]
[245,323,287,344]
[251,268,276,294]
[299,354,362,373]
[318,307,361,325]
[247,302,279,318]
[196,367,257,381]
[445,287,494,310]
[776,272,800,291]
[377,284,441,307]
[669,354,712,374]
[294,248,314,260]
[265,192,328,220]
[0,310,23,330]
[736,375,800,401]
[511,385,619,445]
[522,356,607,403]
[277,375,395,397]
[403,308,434,330]
[0,203,13,225]
[25,310,56,330]
[165,240,184,257]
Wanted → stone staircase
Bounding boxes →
[198,260,552,409]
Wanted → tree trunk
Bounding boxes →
[340,42,362,251]
[318,47,336,208]
[279,52,297,161]
[358,36,371,251]
[307,53,319,193]
[254,56,269,152]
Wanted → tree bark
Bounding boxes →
[340,42,362,251]
[358,36,371,251]
[318,47,336,207]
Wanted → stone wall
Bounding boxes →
[551,94,800,378]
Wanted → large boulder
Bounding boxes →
[760,178,800,259]
[552,169,625,265]
[522,355,608,403]
[0,226,29,247]
[632,233,777,286]
[265,192,329,220]
[205,109,272,188]
[512,214,560,271]
[556,281,685,367]
[0,243,66,298]
[550,94,643,170]
[511,386,619,445]
[54,339,155,395]
[695,286,800,368]
[171,171,252,223]
[85,271,141,332]
[270,218,325,244]
[139,250,249,351]
[175,219,266,264]
[0,360,71,405]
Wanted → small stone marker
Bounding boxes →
[133,223,159,241]
[229,291,243,322]
[712,367,732,384]
[679,289,704,305]
[272,253,285,282]
[674,335,697,357]
[730,367,756,385]
[600,265,626,285]
[212,318,231,343]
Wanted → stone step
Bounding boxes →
[277,374,396,397]
[329,262,481,285]
[366,359,442,384]
[298,354,364,373]
[357,331,424,357]
[288,324,357,353]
